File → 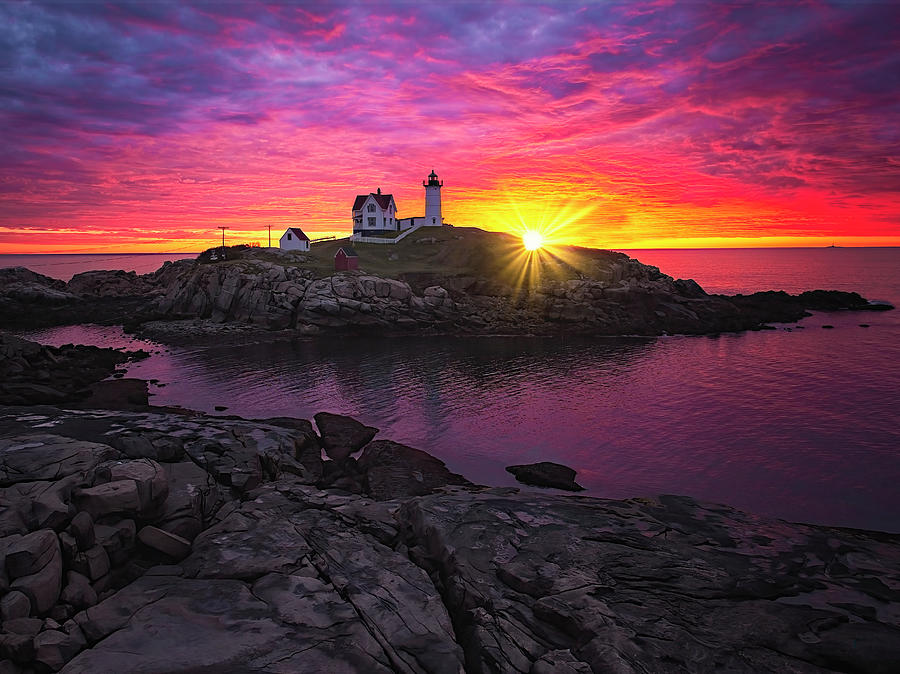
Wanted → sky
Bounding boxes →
[1,0,899,253]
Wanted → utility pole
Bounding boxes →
[217,227,228,257]
[267,225,271,248]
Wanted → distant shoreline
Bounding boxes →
[4,246,900,258]
[0,252,201,256]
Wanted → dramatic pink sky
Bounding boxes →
[1,0,898,252]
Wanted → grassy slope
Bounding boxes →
[246,225,630,286]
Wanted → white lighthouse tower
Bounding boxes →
[423,169,443,226]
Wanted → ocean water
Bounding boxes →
[11,247,900,532]
[0,253,196,281]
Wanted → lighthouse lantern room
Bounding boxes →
[423,169,443,226]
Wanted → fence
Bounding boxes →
[350,223,424,245]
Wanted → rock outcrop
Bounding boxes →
[4,236,892,340]
[131,251,898,338]
[506,461,584,491]
[0,334,147,407]
[0,405,898,672]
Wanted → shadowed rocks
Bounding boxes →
[506,462,584,491]
[314,412,378,461]
[0,335,146,408]
[3,240,892,341]
[358,440,472,500]
[0,406,898,672]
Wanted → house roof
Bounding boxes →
[335,247,358,258]
[283,227,309,240]
[352,193,394,211]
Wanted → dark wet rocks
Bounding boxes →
[0,266,174,330]
[0,405,898,672]
[0,334,147,407]
[314,412,378,461]
[398,490,900,673]
[358,440,472,500]
[142,254,893,338]
[506,461,584,491]
[3,246,895,340]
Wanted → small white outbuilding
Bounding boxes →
[279,227,310,251]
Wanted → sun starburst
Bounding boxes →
[522,230,544,251]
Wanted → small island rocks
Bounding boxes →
[0,228,893,342]
[506,462,585,491]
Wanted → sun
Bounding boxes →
[522,230,544,251]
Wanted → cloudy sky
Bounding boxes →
[1,0,898,252]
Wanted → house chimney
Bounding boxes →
[377,187,381,195]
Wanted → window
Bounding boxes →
[367,204,375,212]
[368,217,376,227]
[287,233,292,240]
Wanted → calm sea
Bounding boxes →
[9,248,900,532]
[0,253,196,281]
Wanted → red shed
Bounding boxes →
[334,246,359,271]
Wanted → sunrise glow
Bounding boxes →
[523,231,544,252]
[1,2,898,253]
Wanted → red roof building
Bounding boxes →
[334,246,359,271]
[351,188,398,236]
[279,227,310,251]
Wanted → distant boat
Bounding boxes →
[828,242,841,248]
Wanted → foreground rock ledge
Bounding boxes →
[0,406,898,673]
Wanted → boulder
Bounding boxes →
[137,526,191,560]
[70,545,110,582]
[0,591,31,621]
[153,461,222,540]
[73,480,142,519]
[357,440,472,500]
[57,532,78,565]
[5,530,59,579]
[314,412,378,461]
[0,480,76,536]
[0,632,34,664]
[106,459,168,505]
[33,628,85,671]
[2,617,42,636]
[10,548,62,615]
[93,519,136,566]
[0,435,118,487]
[31,478,77,531]
[60,571,97,610]
[66,512,95,551]
[506,461,585,491]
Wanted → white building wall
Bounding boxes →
[279,230,310,251]
[359,195,398,231]
[424,185,442,226]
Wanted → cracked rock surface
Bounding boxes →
[0,406,898,673]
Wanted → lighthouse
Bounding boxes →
[423,169,443,226]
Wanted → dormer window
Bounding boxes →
[367,204,375,212]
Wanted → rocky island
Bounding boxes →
[1,229,898,672]
[0,227,892,343]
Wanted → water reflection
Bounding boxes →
[123,328,900,533]
[13,317,900,533]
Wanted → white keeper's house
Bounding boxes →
[279,227,310,251]
[351,170,444,240]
